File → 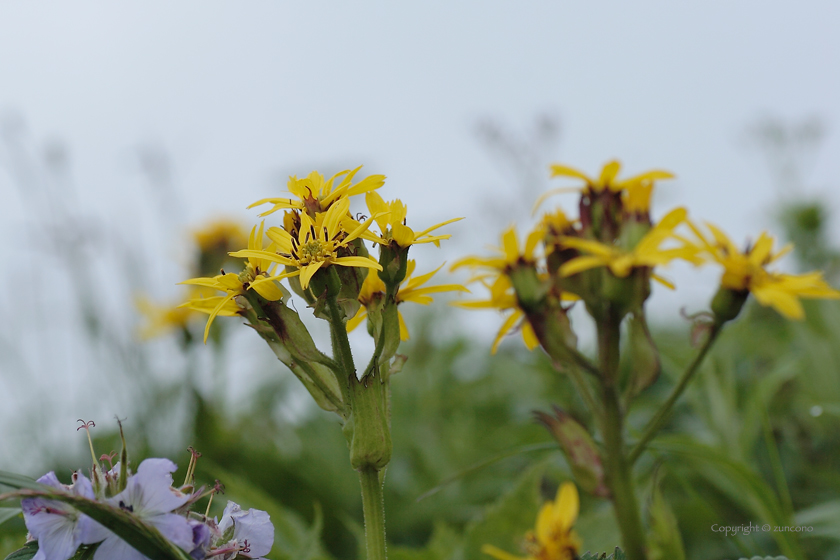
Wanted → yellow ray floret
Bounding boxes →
[180,222,292,342]
[347,261,470,340]
[451,224,545,273]
[534,159,674,213]
[451,274,539,354]
[231,197,382,290]
[364,191,463,248]
[248,166,385,216]
[558,207,702,286]
[690,222,840,319]
[482,482,581,560]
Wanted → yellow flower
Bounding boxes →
[451,225,551,353]
[247,166,385,216]
[135,294,194,339]
[191,218,249,254]
[453,273,540,354]
[180,221,291,342]
[482,482,582,560]
[452,224,544,272]
[559,207,701,287]
[231,197,382,290]
[364,191,463,248]
[534,160,674,213]
[690,222,840,319]
[346,261,469,340]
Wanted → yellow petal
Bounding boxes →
[392,222,416,247]
[413,217,464,238]
[554,482,580,531]
[299,261,325,290]
[491,310,521,354]
[521,321,539,350]
[398,310,409,341]
[501,227,519,263]
[334,256,384,270]
[651,274,676,290]
[346,307,367,333]
[559,255,607,277]
[549,163,592,182]
[203,292,237,344]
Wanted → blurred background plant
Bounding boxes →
[1,113,839,560]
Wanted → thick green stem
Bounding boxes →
[598,316,648,560]
[326,292,390,559]
[359,466,388,560]
[628,325,721,465]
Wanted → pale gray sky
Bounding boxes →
[1,1,838,466]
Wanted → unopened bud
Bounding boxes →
[711,287,749,324]
[534,407,609,498]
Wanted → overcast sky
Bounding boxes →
[1,1,838,466]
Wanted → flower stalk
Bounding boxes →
[597,314,648,560]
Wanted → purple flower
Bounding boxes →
[215,501,274,560]
[188,518,211,560]
[21,472,107,560]
[93,458,194,560]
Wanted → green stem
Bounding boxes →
[326,293,389,559]
[359,466,388,560]
[628,325,721,465]
[597,317,648,560]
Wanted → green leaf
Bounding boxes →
[647,483,685,560]
[794,499,840,540]
[3,542,38,560]
[0,471,46,492]
[462,462,546,560]
[579,552,606,560]
[610,548,626,560]
[652,437,804,560]
[0,508,21,527]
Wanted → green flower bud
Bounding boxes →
[711,286,749,324]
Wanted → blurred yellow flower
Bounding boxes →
[559,207,701,287]
[181,222,291,342]
[691,222,840,319]
[191,218,249,254]
[451,225,553,353]
[451,273,539,354]
[347,261,469,340]
[231,197,382,290]
[135,294,193,340]
[452,224,544,272]
[248,166,385,216]
[534,160,673,213]
[364,191,463,248]
[482,482,582,560]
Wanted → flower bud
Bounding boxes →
[534,407,609,498]
[710,286,749,324]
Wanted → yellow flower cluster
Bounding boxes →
[177,167,465,342]
[455,160,840,353]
